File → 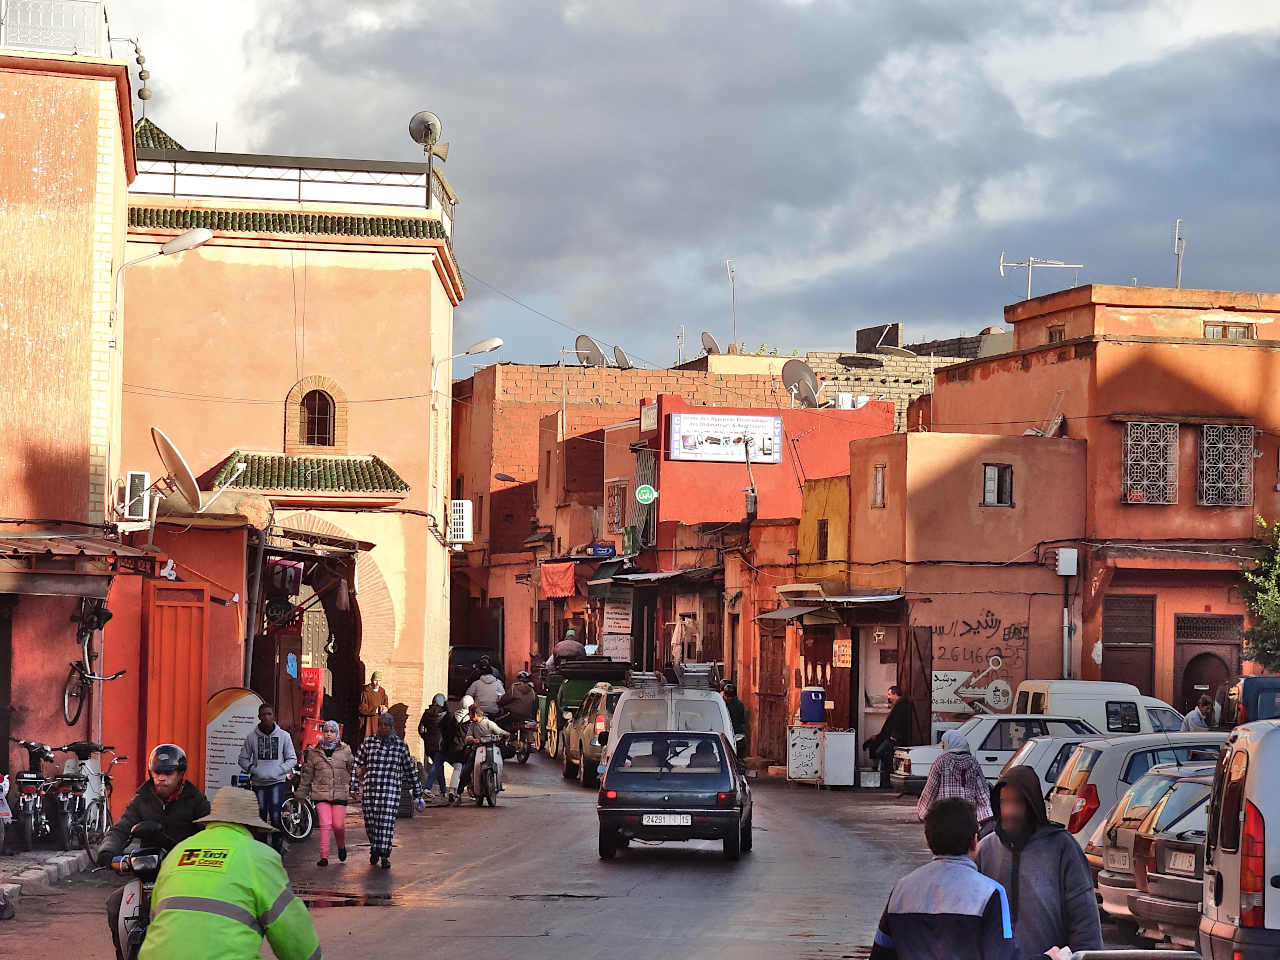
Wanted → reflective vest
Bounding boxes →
[139,821,321,960]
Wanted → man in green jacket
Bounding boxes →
[140,786,321,959]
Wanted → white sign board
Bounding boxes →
[640,403,659,433]
[667,413,783,463]
[204,687,265,792]
[601,633,632,662]
[602,586,634,635]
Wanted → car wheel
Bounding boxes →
[723,825,742,861]
[741,815,753,853]
[561,736,578,780]
[577,750,596,788]
[598,826,617,860]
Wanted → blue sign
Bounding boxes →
[588,543,617,557]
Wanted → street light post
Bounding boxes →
[431,336,504,410]
[111,227,213,331]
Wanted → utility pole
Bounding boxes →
[1173,219,1186,289]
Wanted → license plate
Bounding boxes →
[1169,851,1196,874]
[642,813,691,826]
[1105,849,1131,871]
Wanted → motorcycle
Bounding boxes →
[9,737,55,851]
[494,712,536,764]
[111,820,168,960]
[471,736,504,808]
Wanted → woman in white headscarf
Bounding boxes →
[916,728,994,832]
[295,719,355,866]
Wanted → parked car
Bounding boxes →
[892,714,1099,794]
[1001,734,1103,798]
[1129,771,1214,948]
[1048,732,1228,846]
[1095,760,1216,921]
[604,684,736,769]
[448,645,503,700]
[561,682,624,787]
[1201,719,1280,960]
[1015,680,1184,735]
[1212,676,1280,729]
[596,730,751,861]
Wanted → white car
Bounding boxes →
[1001,734,1105,797]
[601,685,735,770]
[891,714,1099,794]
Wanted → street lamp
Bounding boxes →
[112,227,213,329]
[432,337,504,409]
[494,473,517,483]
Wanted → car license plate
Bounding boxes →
[642,813,691,826]
[1169,851,1196,874]
[1105,849,1131,871]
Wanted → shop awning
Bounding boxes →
[612,566,721,586]
[587,559,631,596]
[540,561,576,598]
[755,606,820,621]
[822,592,904,604]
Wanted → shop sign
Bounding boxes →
[603,586,634,635]
[640,403,659,432]
[601,633,632,661]
[588,542,616,557]
[635,484,657,505]
[667,413,783,463]
[834,636,853,669]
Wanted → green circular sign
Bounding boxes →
[635,484,657,505]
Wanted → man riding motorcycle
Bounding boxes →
[497,671,537,725]
[98,744,211,960]
[458,703,507,797]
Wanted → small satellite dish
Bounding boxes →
[613,346,634,370]
[701,331,722,355]
[852,395,871,409]
[151,426,202,512]
[408,111,442,148]
[999,250,1008,278]
[781,358,822,408]
[575,334,608,367]
[877,345,918,358]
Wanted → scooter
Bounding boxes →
[9,737,55,851]
[112,820,168,960]
[278,768,315,843]
[471,736,504,808]
[493,712,536,764]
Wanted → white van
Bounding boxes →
[1015,680,1183,736]
[1200,719,1280,960]
[601,686,735,768]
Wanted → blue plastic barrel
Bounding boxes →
[800,687,826,723]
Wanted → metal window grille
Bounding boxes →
[627,449,657,547]
[1123,421,1178,504]
[301,390,335,446]
[1198,424,1254,506]
[0,0,106,56]
[606,480,628,533]
[1174,614,1243,642]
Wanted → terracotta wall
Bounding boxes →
[849,434,908,564]
[101,574,144,818]
[5,596,88,777]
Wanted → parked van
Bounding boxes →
[1212,676,1280,729]
[1201,719,1280,960]
[1015,680,1183,735]
[602,686,735,768]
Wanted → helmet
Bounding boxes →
[723,682,737,697]
[478,655,491,670]
[432,693,447,707]
[517,671,531,683]
[147,743,188,774]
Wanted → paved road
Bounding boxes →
[4,755,929,959]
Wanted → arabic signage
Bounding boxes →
[640,403,658,432]
[601,633,632,662]
[602,586,634,635]
[204,687,265,792]
[588,542,616,557]
[635,484,657,504]
[667,413,783,463]
[833,636,853,669]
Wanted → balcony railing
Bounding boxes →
[0,0,108,57]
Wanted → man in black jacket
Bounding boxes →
[98,744,211,959]
[865,685,912,789]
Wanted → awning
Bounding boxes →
[587,559,630,597]
[755,606,820,621]
[822,592,904,604]
[612,566,721,586]
[0,535,153,559]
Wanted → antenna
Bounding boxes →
[781,358,822,408]
[613,346,634,370]
[874,324,916,358]
[725,259,737,348]
[999,251,1084,301]
[701,331,722,356]
[1173,218,1186,289]
[574,334,608,367]
[676,325,686,364]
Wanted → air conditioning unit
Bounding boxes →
[448,499,474,544]
[121,470,151,521]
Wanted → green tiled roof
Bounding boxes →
[134,118,184,151]
[215,453,410,494]
[129,206,447,240]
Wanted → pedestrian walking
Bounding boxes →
[917,729,994,833]
[870,797,1018,960]
[417,693,450,801]
[442,698,468,804]
[295,719,355,866]
[358,671,390,740]
[863,685,912,789]
[975,766,1101,959]
[236,703,296,852]
[350,713,427,868]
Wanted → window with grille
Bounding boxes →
[982,464,1014,506]
[1047,326,1067,344]
[1199,424,1254,506]
[606,480,629,533]
[627,449,657,547]
[872,464,886,509]
[1123,421,1178,504]
[1174,614,1243,642]
[300,390,335,446]
[816,518,829,560]
[1204,323,1254,340]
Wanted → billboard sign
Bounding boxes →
[667,413,783,463]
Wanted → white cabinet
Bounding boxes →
[820,731,858,786]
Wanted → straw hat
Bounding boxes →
[197,787,277,831]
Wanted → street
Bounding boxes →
[3,755,927,959]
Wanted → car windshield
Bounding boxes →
[1046,744,1080,785]
[1055,746,1101,794]
[1111,774,1177,827]
[617,700,668,735]
[612,735,725,774]
[673,698,722,732]
[1151,780,1212,833]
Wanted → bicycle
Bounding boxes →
[278,768,315,843]
[54,742,120,852]
[64,598,125,726]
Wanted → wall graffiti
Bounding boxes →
[914,604,1030,718]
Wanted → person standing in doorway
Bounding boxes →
[358,671,390,740]
[295,719,355,866]
[864,685,912,789]
[237,703,296,852]
[722,683,748,758]
[351,712,427,868]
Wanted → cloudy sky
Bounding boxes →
[108,0,1280,367]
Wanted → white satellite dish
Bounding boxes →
[408,111,442,147]
[701,331,722,356]
[613,346,634,370]
[575,334,608,367]
[781,359,822,408]
[878,345,917,358]
[151,427,202,511]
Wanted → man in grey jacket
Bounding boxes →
[237,703,297,851]
[976,765,1101,959]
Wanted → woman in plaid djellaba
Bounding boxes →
[350,713,427,868]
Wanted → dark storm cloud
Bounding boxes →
[250,1,1280,365]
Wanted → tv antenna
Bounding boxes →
[676,325,686,364]
[725,259,737,348]
[999,251,1084,301]
[1173,219,1186,288]
[701,331,722,356]
[781,358,822,408]
[574,334,608,367]
[613,346,634,370]
[408,111,450,212]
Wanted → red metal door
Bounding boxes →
[143,582,210,789]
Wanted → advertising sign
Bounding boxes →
[204,687,265,793]
[640,403,659,432]
[667,413,783,463]
[635,484,657,504]
[602,586,634,635]
[601,633,633,662]
[588,542,616,557]
[833,636,853,669]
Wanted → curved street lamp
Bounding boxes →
[112,227,213,328]
[432,337,504,409]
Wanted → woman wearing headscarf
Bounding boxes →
[295,719,355,866]
[350,713,426,868]
[417,693,451,802]
[916,728,994,833]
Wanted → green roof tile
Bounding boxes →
[133,118,185,151]
[213,453,410,494]
[128,205,446,241]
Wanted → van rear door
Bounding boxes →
[1203,744,1245,937]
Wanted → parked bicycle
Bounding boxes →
[53,741,119,852]
[278,768,315,843]
[83,751,125,854]
[64,598,124,726]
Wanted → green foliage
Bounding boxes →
[1242,517,1280,672]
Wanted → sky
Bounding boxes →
[106,0,1280,368]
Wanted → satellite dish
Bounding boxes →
[781,359,822,408]
[613,346,634,370]
[701,331,722,356]
[575,334,608,367]
[998,250,1008,278]
[408,111,442,147]
[878,345,918,358]
[151,427,202,512]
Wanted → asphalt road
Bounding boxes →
[3,755,930,959]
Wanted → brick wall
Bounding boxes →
[806,351,965,431]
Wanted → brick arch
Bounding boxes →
[285,375,349,455]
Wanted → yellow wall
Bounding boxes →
[798,476,849,583]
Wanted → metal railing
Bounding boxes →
[0,0,107,57]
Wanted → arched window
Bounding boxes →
[301,390,335,446]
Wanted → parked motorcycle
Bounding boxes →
[9,737,55,851]
[111,820,168,960]
[471,736,504,807]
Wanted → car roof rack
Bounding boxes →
[626,670,666,688]
[673,662,720,690]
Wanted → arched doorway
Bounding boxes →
[1180,651,1232,714]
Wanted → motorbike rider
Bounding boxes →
[462,654,499,690]
[466,666,506,716]
[497,670,537,729]
[458,703,507,797]
[98,744,211,960]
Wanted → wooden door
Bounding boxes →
[1102,595,1155,695]
[897,626,932,746]
[143,582,210,789]
[756,626,788,762]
